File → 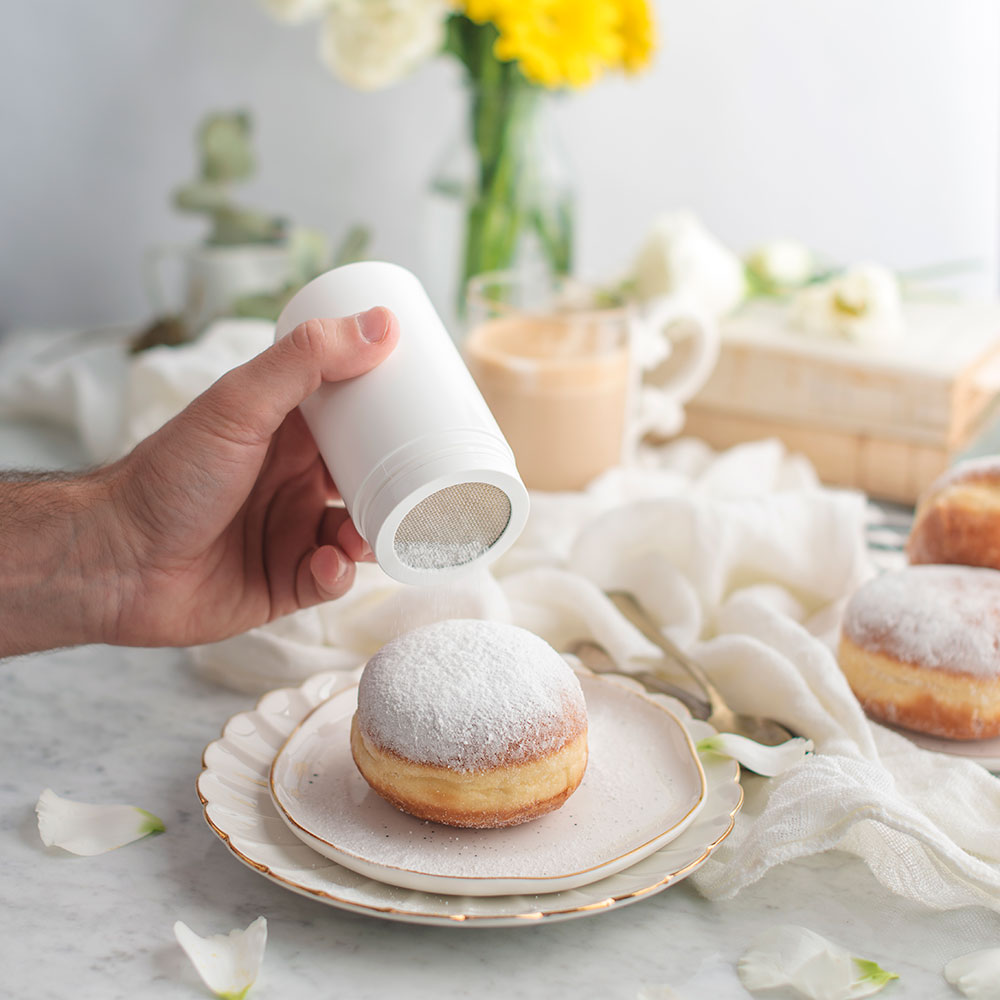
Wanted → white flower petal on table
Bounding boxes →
[697,734,814,777]
[945,948,1000,999]
[174,917,267,1000]
[36,788,165,856]
[739,925,898,999]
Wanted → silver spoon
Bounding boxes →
[607,589,797,746]
[564,638,710,720]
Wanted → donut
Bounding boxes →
[350,619,588,828]
[838,565,1000,740]
[906,456,1000,569]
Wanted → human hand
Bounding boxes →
[96,307,399,647]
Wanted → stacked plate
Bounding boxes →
[198,667,743,927]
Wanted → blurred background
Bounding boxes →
[2,0,998,332]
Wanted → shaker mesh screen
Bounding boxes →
[393,482,512,570]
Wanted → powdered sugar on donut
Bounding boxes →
[924,455,1000,497]
[356,619,586,771]
[843,565,1000,677]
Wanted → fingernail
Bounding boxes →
[331,547,350,581]
[356,307,388,343]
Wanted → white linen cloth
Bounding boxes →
[5,320,1000,915]
[0,328,131,462]
[0,321,274,463]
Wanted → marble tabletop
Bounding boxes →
[2,414,1000,1000]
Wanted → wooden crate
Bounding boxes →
[680,301,1000,503]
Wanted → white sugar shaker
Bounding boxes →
[274,261,529,586]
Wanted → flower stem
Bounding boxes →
[456,20,573,307]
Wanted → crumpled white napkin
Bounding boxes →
[0,320,273,463]
[0,328,131,462]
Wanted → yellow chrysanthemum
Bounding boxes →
[462,0,502,21]
[462,0,626,89]
[617,0,655,74]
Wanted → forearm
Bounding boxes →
[0,469,125,657]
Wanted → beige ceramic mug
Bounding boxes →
[463,271,719,491]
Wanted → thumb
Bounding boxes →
[193,307,399,445]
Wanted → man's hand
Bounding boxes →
[0,308,399,656]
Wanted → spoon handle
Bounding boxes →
[607,590,727,716]
[568,640,710,720]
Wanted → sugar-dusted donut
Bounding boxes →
[351,619,588,828]
[907,456,1000,570]
[838,565,1000,740]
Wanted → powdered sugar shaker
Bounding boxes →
[274,261,530,585]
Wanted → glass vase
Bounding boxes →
[424,71,574,334]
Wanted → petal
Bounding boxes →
[739,925,854,995]
[739,925,897,1000]
[174,917,267,999]
[945,949,1000,999]
[636,988,687,1000]
[319,0,449,91]
[36,788,165,856]
[697,734,814,777]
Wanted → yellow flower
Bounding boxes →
[462,0,501,21]
[617,0,656,73]
[461,0,634,89]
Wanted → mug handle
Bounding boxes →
[626,296,720,444]
[637,295,720,403]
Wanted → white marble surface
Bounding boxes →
[4,643,1000,1000]
[3,413,1000,999]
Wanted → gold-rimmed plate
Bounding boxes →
[268,675,707,897]
[198,668,742,927]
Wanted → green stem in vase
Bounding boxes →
[531,197,574,275]
[466,61,527,279]
[454,18,574,304]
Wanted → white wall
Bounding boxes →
[1,0,997,331]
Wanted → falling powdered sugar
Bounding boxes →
[356,619,586,771]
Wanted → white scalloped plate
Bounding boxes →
[268,675,707,896]
[198,668,742,927]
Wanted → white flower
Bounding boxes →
[697,734,813,777]
[637,988,687,1000]
[260,0,331,22]
[632,211,746,319]
[791,263,903,345]
[739,925,898,1000]
[945,948,1000,999]
[36,788,165,856]
[746,239,815,291]
[174,917,267,1000]
[319,0,450,91]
